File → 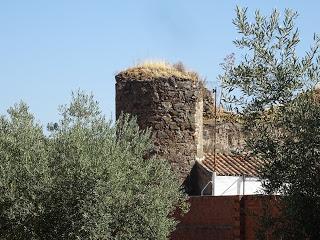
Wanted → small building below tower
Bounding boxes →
[189,153,264,196]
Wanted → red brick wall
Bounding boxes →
[241,195,281,240]
[171,196,241,240]
[171,195,280,240]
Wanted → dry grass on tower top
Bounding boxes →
[116,60,201,81]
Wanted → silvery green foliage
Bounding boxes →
[0,102,51,239]
[220,7,320,110]
[0,91,187,240]
[221,7,320,239]
[254,94,320,239]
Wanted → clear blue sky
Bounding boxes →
[0,0,318,126]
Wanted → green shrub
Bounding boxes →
[0,91,187,240]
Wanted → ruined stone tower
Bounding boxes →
[115,62,203,182]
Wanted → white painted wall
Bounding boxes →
[213,176,263,196]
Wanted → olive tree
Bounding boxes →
[0,103,51,239]
[220,7,320,239]
[0,91,187,240]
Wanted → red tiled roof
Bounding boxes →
[201,153,264,177]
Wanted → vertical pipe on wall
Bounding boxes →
[211,171,216,196]
[242,175,246,195]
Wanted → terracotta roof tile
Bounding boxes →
[201,153,264,177]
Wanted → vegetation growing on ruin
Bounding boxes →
[116,60,200,81]
[203,109,243,124]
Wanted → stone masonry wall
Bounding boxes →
[203,120,244,154]
[202,89,244,154]
[115,75,203,182]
